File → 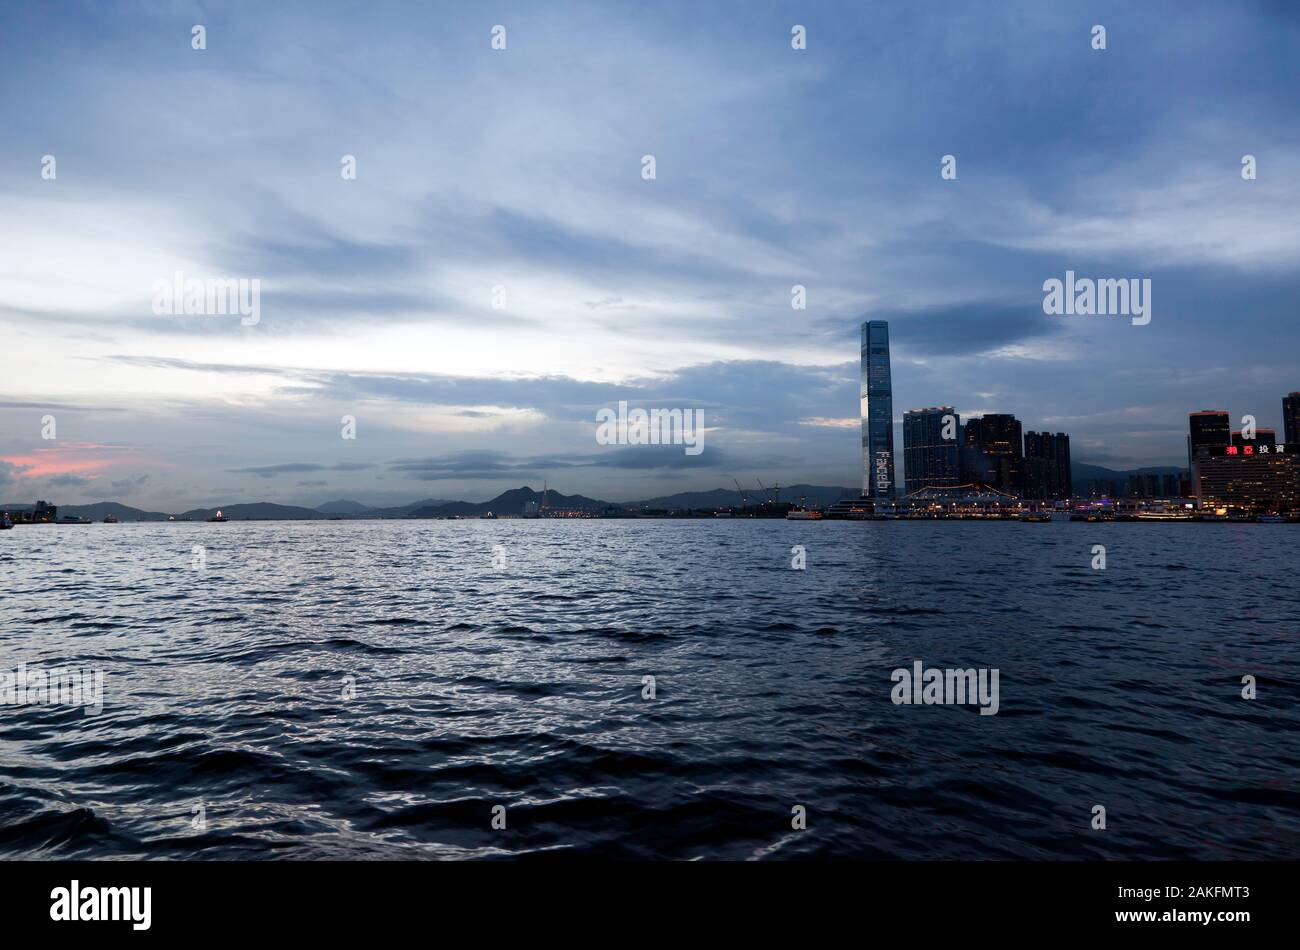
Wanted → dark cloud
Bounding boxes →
[878,301,1060,358]
[232,462,377,477]
[108,474,150,495]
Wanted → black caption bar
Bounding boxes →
[0,860,1288,937]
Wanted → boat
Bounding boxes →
[1136,509,1193,521]
[714,510,733,518]
[103,514,119,524]
[1256,514,1286,523]
[57,516,92,525]
[481,511,497,520]
[785,508,822,520]
[206,509,229,523]
[1017,511,1052,522]
[0,516,12,530]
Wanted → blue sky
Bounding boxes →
[1,1,1297,508]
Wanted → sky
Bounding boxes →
[1,0,1298,509]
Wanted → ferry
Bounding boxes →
[103,514,119,524]
[785,508,822,520]
[1135,508,1193,521]
[1017,511,1052,522]
[58,515,92,525]
[206,509,229,523]
[0,515,12,530]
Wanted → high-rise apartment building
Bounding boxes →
[903,407,960,495]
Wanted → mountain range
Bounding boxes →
[2,461,1191,521]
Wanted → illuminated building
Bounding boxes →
[1193,443,1300,513]
[961,414,1024,495]
[860,320,895,498]
[903,407,959,495]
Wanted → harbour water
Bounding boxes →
[1,520,1296,859]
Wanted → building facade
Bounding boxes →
[961,413,1024,495]
[1285,392,1300,446]
[1194,444,1300,513]
[903,407,960,495]
[860,320,896,498]
[1187,409,1230,471]
[1023,431,1072,500]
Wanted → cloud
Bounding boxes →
[0,460,27,493]
[880,301,1061,358]
[108,474,150,495]
[231,462,377,477]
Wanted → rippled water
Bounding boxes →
[1,519,1296,859]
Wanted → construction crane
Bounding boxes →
[733,479,749,508]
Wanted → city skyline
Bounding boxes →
[2,2,1299,510]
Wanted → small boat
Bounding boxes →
[481,511,497,520]
[103,514,119,524]
[0,516,13,530]
[1017,511,1052,522]
[206,509,229,523]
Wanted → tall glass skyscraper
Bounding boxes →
[1284,392,1300,445]
[861,320,895,497]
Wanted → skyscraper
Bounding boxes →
[860,320,895,498]
[1188,410,1230,468]
[903,407,960,495]
[1188,410,1231,496]
[1284,392,1300,445]
[961,414,1024,495]
[1024,431,1072,500]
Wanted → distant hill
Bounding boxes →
[60,502,171,522]
[1072,461,1184,487]
[314,499,372,515]
[627,484,859,510]
[408,486,611,518]
[362,498,455,518]
[178,502,329,521]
